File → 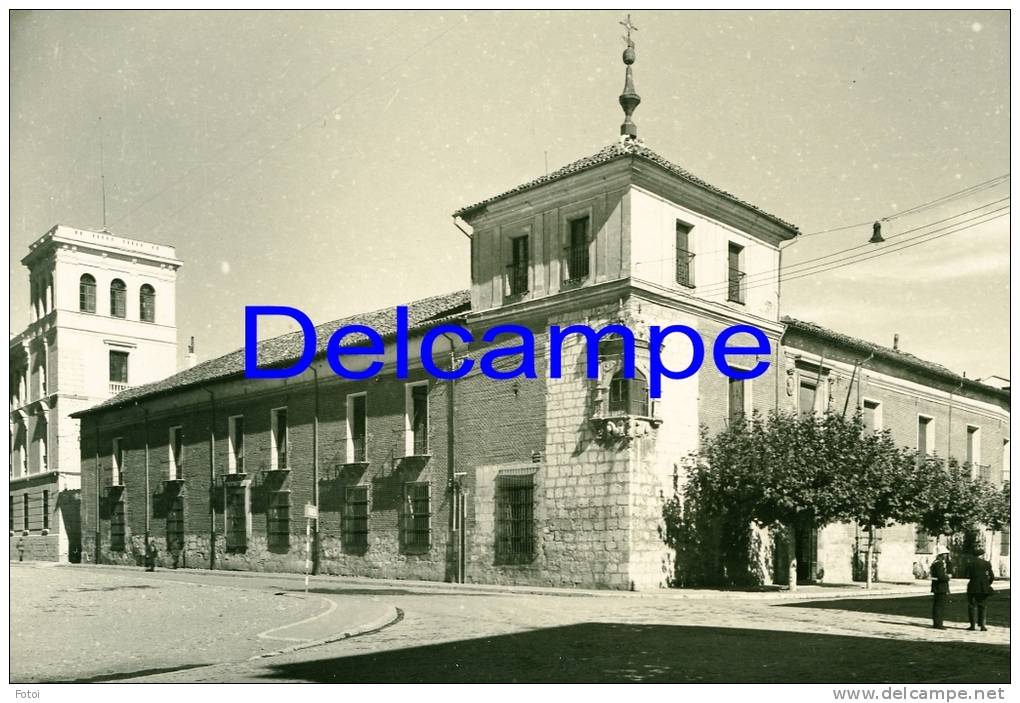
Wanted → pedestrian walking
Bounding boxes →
[966,546,994,631]
[16,537,25,562]
[930,544,950,629]
[144,539,158,572]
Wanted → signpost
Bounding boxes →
[304,504,318,593]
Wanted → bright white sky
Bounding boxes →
[9,10,1010,379]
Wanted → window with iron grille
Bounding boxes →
[406,383,429,455]
[79,274,97,313]
[347,394,367,463]
[42,490,49,530]
[914,527,935,554]
[507,236,529,296]
[225,485,247,552]
[675,221,695,287]
[169,426,183,480]
[608,369,648,416]
[267,490,291,550]
[271,408,288,470]
[566,217,590,281]
[23,494,29,531]
[166,495,184,552]
[728,377,745,425]
[727,242,745,304]
[1001,527,1010,557]
[495,473,535,563]
[110,278,127,318]
[343,486,369,551]
[139,284,156,323]
[109,351,129,384]
[400,482,431,553]
[110,498,126,552]
[228,416,244,473]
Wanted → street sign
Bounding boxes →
[304,504,318,519]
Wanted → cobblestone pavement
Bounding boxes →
[11,564,1010,683]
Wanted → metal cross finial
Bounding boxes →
[620,14,638,47]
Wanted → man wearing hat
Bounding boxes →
[965,546,995,631]
[930,544,951,629]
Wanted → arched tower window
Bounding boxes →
[79,274,97,313]
[139,284,156,323]
[110,279,127,318]
[608,368,649,416]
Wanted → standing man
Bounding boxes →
[966,545,995,631]
[930,544,951,629]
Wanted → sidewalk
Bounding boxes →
[51,560,978,601]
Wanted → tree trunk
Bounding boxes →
[787,524,798,592]
[865,525,874,590]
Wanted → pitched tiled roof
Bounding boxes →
[74,290,471,416]
[782,317,1009,399]
[453,139,799,232]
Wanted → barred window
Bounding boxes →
[507,235,529,296]
[495,473,535,563]
[225,485,247,552]
[110,278,127,318]
[400,482,431,553]
[267,490,291,550]
[914,527,935,554]
[675,221,694,287]
[42,490,49,530]
[110,498,126,552]
[566,217,590,281]
[139,284,156,323]
[166,495,184,553]
[79,274,97,313]
[23,494,29,531]
[727,242,745,304]
[343,485,369,552]
[608,369,649,416]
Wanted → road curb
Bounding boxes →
[249,606,403,660]
[48,562,1002,602]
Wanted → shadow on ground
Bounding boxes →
[784,590,1011,629]
[295,587,496,598]
[256,622,1009,683]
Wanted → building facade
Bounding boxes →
[10,226,181,561]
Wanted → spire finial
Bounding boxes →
[618,14,641,139]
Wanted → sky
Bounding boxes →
[9,10,1010,380]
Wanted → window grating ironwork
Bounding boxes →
[495,474,535,563]
[400,482,431,552]
[675,221,695,287]
[225,485,247,552]
[110,498,126,552]
[343,485,369,551]
[566,217,590,281]
[267,490,291,550]
[166,495,184,553]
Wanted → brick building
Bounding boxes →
[10,226,181,561]
[71,46,1008,588]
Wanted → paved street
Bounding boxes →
[9,563,1010,683]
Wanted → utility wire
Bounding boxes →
[796,173,1009,238]
[635,195,1009,294]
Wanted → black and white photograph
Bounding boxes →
[6,9,1011,692]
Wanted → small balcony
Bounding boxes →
[676,249,695,288]
[109,382,129,395]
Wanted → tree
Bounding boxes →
[906,456,988,541]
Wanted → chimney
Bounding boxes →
[893,333,899,351]
[187,336,196,368]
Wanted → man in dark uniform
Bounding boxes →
[966,546,995,631]
[930,545,950,629]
